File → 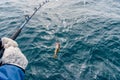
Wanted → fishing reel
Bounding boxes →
[24,15,30,21]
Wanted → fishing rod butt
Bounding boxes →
[0,48,5,58]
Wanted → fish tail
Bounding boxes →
[53,54,57,59]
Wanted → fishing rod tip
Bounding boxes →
[41,0,49,6]
[43,2,45,5]
[46,0,49,3]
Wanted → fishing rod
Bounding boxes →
[0,0,49,58]
[11,0,49,40]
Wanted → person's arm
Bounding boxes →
[0,37,28,80]
[0,65,25,80]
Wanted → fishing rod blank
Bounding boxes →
[11,0,49,40]
[0,0,49,58]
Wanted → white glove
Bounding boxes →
[1,37,18,48]
[1,37,28,70]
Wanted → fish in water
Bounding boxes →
[53,42,60,59]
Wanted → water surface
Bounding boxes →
[0,0,120,80]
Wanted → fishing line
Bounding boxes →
[0,0,50,58]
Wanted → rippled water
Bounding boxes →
[0,0,120,80]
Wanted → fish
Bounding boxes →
[53,42,60,59]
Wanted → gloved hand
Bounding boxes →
[0,37,28,70]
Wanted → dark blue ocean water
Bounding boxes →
[0,0,120,80]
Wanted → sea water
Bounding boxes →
[0,0,120,80]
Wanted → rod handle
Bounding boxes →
[0,39,4,58]
[0,48,4,58]
[11,28,22,40]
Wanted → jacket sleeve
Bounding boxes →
[0,64,25,80]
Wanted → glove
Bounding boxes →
[1,37,18,48]
[0,37,28,70]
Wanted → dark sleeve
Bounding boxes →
[0,64,25,80]
[0,39,2,50]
